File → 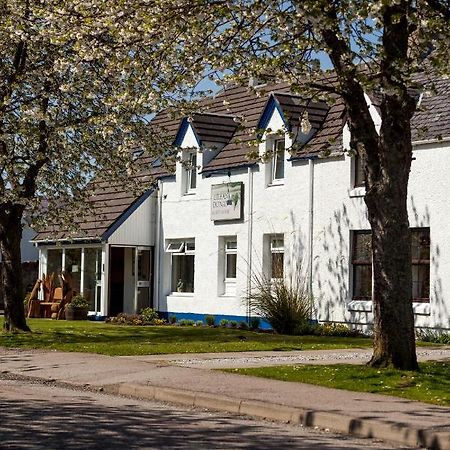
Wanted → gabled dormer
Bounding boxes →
[257,92,328,186]
[174,113,238,195]
[174,118,201,195]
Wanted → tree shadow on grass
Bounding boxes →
[0,321,372,356]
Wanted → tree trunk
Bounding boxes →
[0,205,30,332]
[364,102,418,370]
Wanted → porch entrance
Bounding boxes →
[108,246,153,316]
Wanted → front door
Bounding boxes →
[109,247,124,316]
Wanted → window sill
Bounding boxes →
[182,191,196,197]
[348,300,372,312]
[267,180,284,187]
[349,187,365,198]
[412,302,430,315]
[348,300,430,315]
[168,292,194,297]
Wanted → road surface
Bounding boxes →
[0,378,421,449]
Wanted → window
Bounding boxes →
[166,240,195,293]
[352,229,430,302]
[270,236,284,279]
[411,229,430,302]
[354,153,365,187]
[185,152,197,193]
[352,232,372,300]
[271,140,285,183]
[225,239,237,279]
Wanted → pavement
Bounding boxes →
[0,346,449,450]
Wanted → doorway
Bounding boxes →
[109,247,124,316]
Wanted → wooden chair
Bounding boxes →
[52,272,74,320]
[26,279,41,318]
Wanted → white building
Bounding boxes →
[33,77,450,330]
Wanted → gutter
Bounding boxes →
[201,162,257,176]
[412,136,450,147]
[32,237,102,245]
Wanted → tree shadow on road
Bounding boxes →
[0,388,400,450]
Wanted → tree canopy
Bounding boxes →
[1,0,449,369]
[0,0,205,330]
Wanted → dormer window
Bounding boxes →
[184,152,197,193]
[270,139,285,183]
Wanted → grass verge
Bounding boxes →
[0,318,372,356]
[225,361,450,406]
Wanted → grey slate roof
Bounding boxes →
[34,73,450,242]
[32,157,166,242]
[272,92,329,131]
[411,74,450,142]
[190,113,238,145]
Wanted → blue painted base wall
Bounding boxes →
[158,311,272,330]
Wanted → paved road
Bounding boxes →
[0,378,419,450]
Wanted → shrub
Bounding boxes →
[219,319,229,327]
[249,317,260,330]
[107,313,144,325]
[106,310,165,326]
[229,320,238,328]
[195,320,204,327]
[205,315,215,327]
[153,318,167,326]
[169,315,177,324]
[294,321,318,335]
[314,323,363,337]
[140,307,159,325]
[416,329,450,344]
[179,319,195,326]
[238,321,249,330]
[70,294,89,309]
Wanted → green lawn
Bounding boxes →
[226,362,450,406]
[0,318,372,356]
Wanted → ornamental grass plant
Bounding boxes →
[247,262,313,335]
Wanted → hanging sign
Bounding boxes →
[211,182,244,221]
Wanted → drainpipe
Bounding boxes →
[308,158,315,318]
[102,243,110,316]
[246,166,254,322]
[154,179,163,311]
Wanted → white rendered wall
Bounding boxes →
[158,106,450,329]
[159,107,311,320]
[311,141,450,330]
